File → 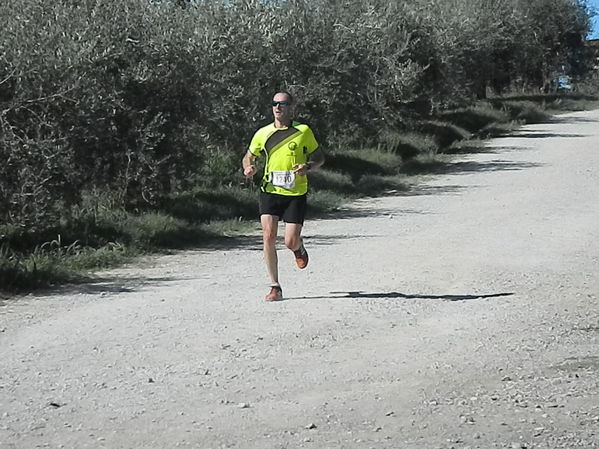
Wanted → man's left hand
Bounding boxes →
[293,163,310,176]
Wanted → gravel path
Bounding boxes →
[1,110,598,449]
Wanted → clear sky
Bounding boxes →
[590,0,599,39]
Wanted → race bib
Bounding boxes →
[271,170,296,190]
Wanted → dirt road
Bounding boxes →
[1,110,598,449]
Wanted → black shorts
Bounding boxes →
[259,191,307,224]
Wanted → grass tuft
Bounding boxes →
[439,105,510,133]
[309,169,355,194]
[307,190,352,217]
[164,186,259,222]
[494,100,551,123]
[417,120,471,148]
[376,129,437,159]
[324,149,402,183]
[355,174,407,194]
[401,152,449,175]
[477,121,522,138]
[446,139,490,154]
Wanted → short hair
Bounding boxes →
[275,91,293,104]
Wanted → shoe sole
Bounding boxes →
[295,259,308,269]
[294,247,309,269]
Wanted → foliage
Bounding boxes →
[494,101,552,123]
[439,105,510,133]
[1,0,593,226]
[417,121,472,148]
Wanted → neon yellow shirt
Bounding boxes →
[249,121,319,196]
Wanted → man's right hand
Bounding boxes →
[243,165,256,178]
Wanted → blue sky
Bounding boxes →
[590,0,599,39]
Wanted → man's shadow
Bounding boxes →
[285,291,515,301]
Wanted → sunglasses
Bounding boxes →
[271,101,290,107]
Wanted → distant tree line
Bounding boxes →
[0,0,593,234]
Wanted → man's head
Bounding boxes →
[272,91,293,127]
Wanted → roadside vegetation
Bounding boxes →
[1,0,599,293]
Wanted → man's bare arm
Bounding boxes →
[294,148,325,175]
[242,151,257,178]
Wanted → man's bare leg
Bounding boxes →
[284,223,303,252]
[284,223,309,269]
[260,214,280,285]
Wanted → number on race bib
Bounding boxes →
[271,171,296,190]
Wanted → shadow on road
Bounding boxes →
[510,132,587,139]
[397,185,470,196]
[410,159,544,178]
[444,160,543,174]
[550,115,599,124]
[0,274,204,302]
[286,291,515,302]
[309,204,417,220]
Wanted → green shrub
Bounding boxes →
[62,243,132,271]
[545,95,599,111]
[356,174,406,194]
[119,213,188,248]
[499,101,551,123]
[309,170,355,194]
[417,121,471,149]
[306,190,351,217]
[0,236,82,290]
[376,130,437,159]
[0,238,134,291]
[446,139,489,154]
[477,121,521,138]
[324,149,402,183]
[439,105,510,133]
[401,152,448,174]
[164,186,258,223]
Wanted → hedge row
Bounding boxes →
[0,0,593,233]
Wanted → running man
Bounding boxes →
[242,91,325,301]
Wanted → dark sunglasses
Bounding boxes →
[271,101,290,107]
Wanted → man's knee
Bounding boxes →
[263,230,277,246]
[284,234,300,251]
[284,223,303,250]
[261,219,278,245]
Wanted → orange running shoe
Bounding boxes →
[293,244,309,269]
[265,285,283,301]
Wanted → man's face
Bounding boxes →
[272,93,292,124]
